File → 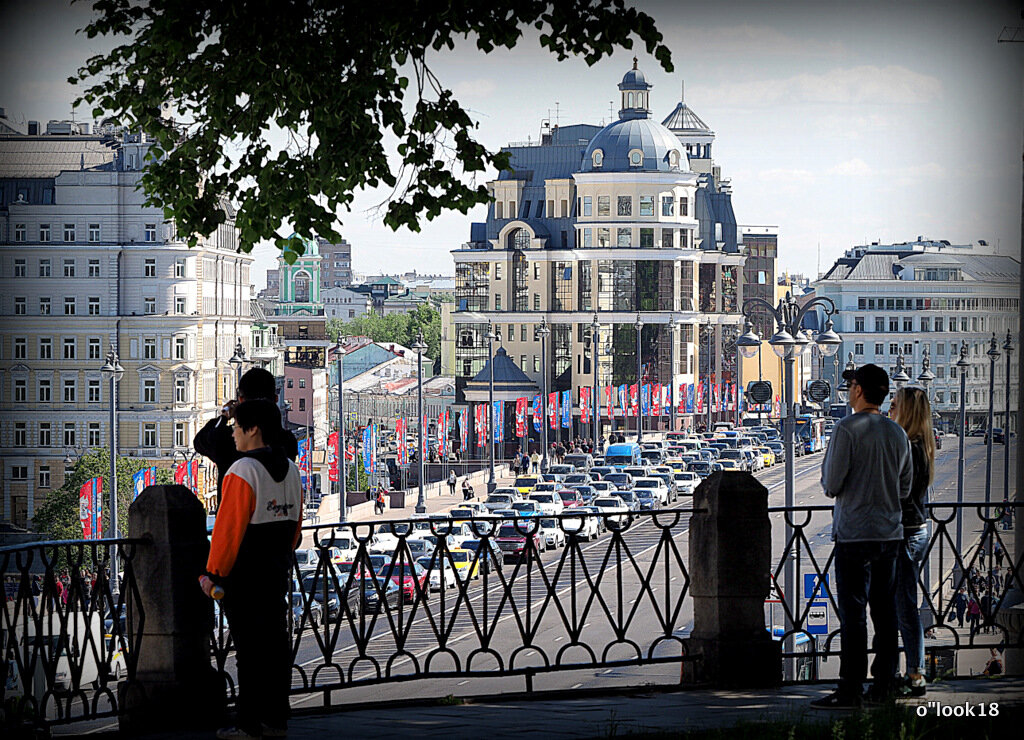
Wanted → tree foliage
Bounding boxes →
[69,0,672,261]
[328,303,442,370]
[33,450,174,541]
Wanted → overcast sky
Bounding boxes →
[1,0,1021,288]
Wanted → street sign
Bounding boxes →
[803,573,830,600]
[806,380,831,403]
[747,381,772,404]
[806,602,829,635]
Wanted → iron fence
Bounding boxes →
[1,537,147,728]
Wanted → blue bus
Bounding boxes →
[795,415,826,453]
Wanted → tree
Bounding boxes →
[328,303,442,367]
[33,450,174,541]
[69,0,671,262]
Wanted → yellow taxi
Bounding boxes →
[513,476,538,496]
[756,446,775,468]
[448,548,481,581]
[667,458,687,472]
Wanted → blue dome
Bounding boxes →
[581,117,688,173]
[619,66,651,90]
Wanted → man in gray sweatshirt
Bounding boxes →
[811,364,912,709]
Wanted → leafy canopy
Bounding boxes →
[328,303,442,372]
[69,0,672,261]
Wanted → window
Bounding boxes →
[298,398,306,411]
[11,466,28,481]
[39,258,50,277]
[14,223,26,242]
[950,391,957,404]
[14,423,26,447]
[88,422,101,447]
[904,343,913,355]
[534,263,541,280]
[175,336,186,360]
[63,422,76,447]
[874,317,884,332]
[521,325,527,342]
[64,223,76,242]
[921,318,930,332]
[63,378,76,403]
[934,318,944,332]
[937,366,945,379]
[39,423,51,448]
[495,294,502,310]
[39,224,50,242]
[144,338,157,359]
[145,223,157,242]
[143,379,157,403]
[937,343,945,356]
[935,391,945,404]
[961,318,968,332]
[88,379,100,403]
[520,354,527,369]
[583,229,593,247]
[298,378,306,389]
[533,293,541,310]
[903,318,913,332]
[144,259,156,277]
[534,355,540,373]
[89,297,101,315]
[175,259,185,278]
[38,378,51,402]
[889,343,899,355]
[855,342,864,355]
[662,196,674,216]
[679,197,689,216]
[560,199,568,218]
[287,378,293,388]
[597,196,610,216]
[88,259,100,277]
[143,423,157,447]
[592,149,603,168]
[175,296,186,314]
[39,297,50,315]
[583,196,592,216]
[88,338,101,360]
[508,201,516,218]
[629,149,643,167]
[88,223,100,242]
[617,228,631,247]
[144,297,156,314]
[639,228,654,248]
[875,343,884,355]
[617,196,632,216]
[14,258,25,276]
[855,317,865,332]
[15,297,26,315]
[63,337,76,359]
[39,466,51,489]
[661,229,674,248]
[175,422,186,447]
[889,318,899,332]
[64,259,76,278]
[14,379,27,402]
[495,201,503,219]
[64,297,75,315]
[597,227,611,247]
[39,338,52,359]
[14,337,26,359]
[639,195,654,216]
[175,377,187,403]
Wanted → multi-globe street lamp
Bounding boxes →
[735,294,840,680]
[1003,332,1014,509]
[486,325,497,492]
[538,320,551,470]
[591,315,601,453]
[955,340,969,555]
[635,313,644,443]
[100,346,124,597]
[985,334,1001,507]
[229,339,246,391]
[412,331,427,514]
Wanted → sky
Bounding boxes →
[1,0,1021,290]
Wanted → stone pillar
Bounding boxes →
[684,471,780,687]
[120,485,225,734]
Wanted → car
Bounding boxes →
[985,428,1005,444]
[513,476,539,494]
[528,492,565,516]
[604,472,634,490]
[716,449,748,471]
[368,522,413,554]
[293,548,321,571]
[696,449,716,463]
[376,562,428,603]
[538,472,566,484]
[450,502,488,517]
[633,477,669,505]
[717,458,742,471]
[484,492,519,512]
[563,473,593,487]
[537,518,567,550]
[672,471,700,495]
[591,495,630,527]
[357,576,403,614]
[688,461,713,479]
[511,500,543,517]
[589,480,617,495]
[616,490,642,511]
[556,488,586,508]
[571,484,598,504]
[324,535,359,563]
[563,453,594,471]
[547,464,576,477]
[605,442,643,468]
[417,556,458,591]
[934,430,942,450]
[648,472,679,502]
[561,509,601,540]
[744,448,764,471]
[291,592,324,631]
[495,522,542,563]
[623,465,650,481]
[633,489,660,510]
[409,532,457,555]
[447,548,481,581]
[301,572,344,621]
[639,449,666,466]
[766,441,785,463]
[755,447,776,467]
[968,428,986,437]
[589,465,615,479]
[459,538,504,575]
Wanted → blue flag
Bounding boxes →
[493,400,504,443]
[561,389,571,428]
[641,384,650,416]
[532,395,542,432]
[362,426,373,474]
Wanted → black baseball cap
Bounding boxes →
[842,363,889,402]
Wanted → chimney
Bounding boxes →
[27,120,39,135]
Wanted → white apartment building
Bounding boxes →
[814,239,1019,430]
[322,286,373,320]
[0,121,252,527]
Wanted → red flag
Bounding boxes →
[697,382,704,413]
[652,383,662,415]
[174,461,187,485]
[327,431,339,482]
[580,386,591,423]
[604,386,613,419]
[629,384,639,417]
[515,397,528,438]
[79,477,102,540]
[548,392,558,429]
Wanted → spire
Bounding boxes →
[632,56,638,70]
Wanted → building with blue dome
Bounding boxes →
[452,61,747,447]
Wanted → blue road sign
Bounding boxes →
[804,573,830,601]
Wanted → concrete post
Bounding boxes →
[120,485,225,734]
[684,471,780,687]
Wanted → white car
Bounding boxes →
[672,471,700,496]
[632,477,669,505]
[368,523,413,553]
[417,556,458,591]
[592,495,629,516]
[528,492,565,516]
[483,493,519,512]
[537,517,566,550]
[563,508,602,539]
[590,480,617,495]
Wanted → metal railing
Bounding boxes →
[1,537,148,728]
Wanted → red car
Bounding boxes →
[557,489,585,508]
[495,523,541,563]
[375,562,428,602]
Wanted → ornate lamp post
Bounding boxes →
[591,314,601,453]
[955,340,969,554]
[1003,332,1014,509]
[892,349,911,390]
[537,320,551,471]
[412,331,427,514]
[739,293,841,680]
[635,313,644,442]
[917,347,935,395]
[229,339,246,392]
[100,347,124,596]
[486,325,497,492]
[837,352,855,409]
[985,334,1001,507]
[333,339,347,522]
[704,316,713,433]
[736,319,760,426]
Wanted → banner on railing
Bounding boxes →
[79,476,102,540]
[132,466,157,502]
[515,397,528,437]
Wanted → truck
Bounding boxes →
[604,442,642,469]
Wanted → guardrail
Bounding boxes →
[1,536,148,729]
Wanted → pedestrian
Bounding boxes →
[447,470,457,496]
[967,596,982,637]
[983,647,1003,676]
[200,399,301,740]
[811,364,912,709]
[950,588,967,628]
[375,489,386,515]
[994,542,1004,568]
[462,480,475,501]
[889,386,934,697]
[530,451,540,474]
[194,367,299,507]
[979,591,992,634]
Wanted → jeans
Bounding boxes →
[895,526,929,675]
[834,539,900,696]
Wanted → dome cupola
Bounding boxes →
[618,57,653,121]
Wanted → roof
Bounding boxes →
[0,135,117,178]
[464,347,540,393]
[581,117,687,174]
[369,275,402,285]
[818,248,1019,283]
[661,102,712,133]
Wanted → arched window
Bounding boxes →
[293,273,310,302]
[629,149,644,167]
[592,149,604,168]
[638,93,645,109]
[627,92,635,108]
[508,228,531,251]
[669,150,680,168]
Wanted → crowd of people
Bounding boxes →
[3,568,108,610]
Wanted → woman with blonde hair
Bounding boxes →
[889,385,935,697]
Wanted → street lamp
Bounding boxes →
[985,334,1001,507]
[837,352,855,406]
[892,349,911,389]
[412,331,427,514]
[537,320,551,471]
[956,340,969,554]
[917,347,935,395]
[1003,332,1014,510]
[736,319,759,427]
[100,346,124,597]
[635,313,644,442]
[591,314,601,453]
[486,325,497,492]
[740,292,840,680]
[229,339,246,392]
[669,315,680,432]
[333,340,347,522]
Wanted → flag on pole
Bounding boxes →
[459,410,468,453]
[579,387,591,424]
[617,385,626,415]
[132,466,157,502]
[421,415,430,458]
[396,418,407,465]
[629,384,639,417]
[548,392,558,429]
[79,477,102,540]
[327,431,339,482]
[605,386,614,420]
[640,384,650,416]
[515,397,528,437]
[361,427,372,474]
[560,389,571,428]
[493,400,504,443]
[653,383,662,415]
[696,382,704,413]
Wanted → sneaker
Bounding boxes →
[898,674,927,698]
[216,727,261,740]
[261,723,288,738]
[810,691,863,710]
